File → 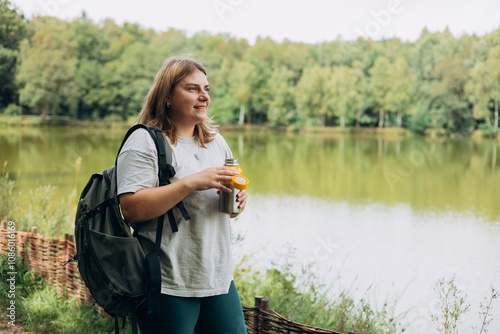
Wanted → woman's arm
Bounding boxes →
[119,167,240,223]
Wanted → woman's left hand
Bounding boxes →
[228,189,247,218]
[236,189,247,210]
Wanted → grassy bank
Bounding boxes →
[234,256,403,333]
[0,255,121,334]
[0,115,133,129]
[1,250,497,333]
[0,253,402,334]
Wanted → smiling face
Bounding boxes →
[167,69,210,136]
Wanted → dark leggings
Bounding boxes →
[136,281,247,334]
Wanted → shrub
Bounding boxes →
[478,123,498,138]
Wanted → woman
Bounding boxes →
[117,57,248,333]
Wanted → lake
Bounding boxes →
[1,126,499,333]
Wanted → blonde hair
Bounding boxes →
[137,57,217,147]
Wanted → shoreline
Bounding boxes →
[1,115,498,141]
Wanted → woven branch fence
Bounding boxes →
[0,222,352,334]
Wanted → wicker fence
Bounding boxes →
[0,221,351,334]
[0,222,90,304]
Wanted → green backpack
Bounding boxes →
[72,124,189,333]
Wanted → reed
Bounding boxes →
[476,286,498,334]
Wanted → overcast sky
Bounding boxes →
[12,0,500,44]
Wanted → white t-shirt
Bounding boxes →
[116,128,234,297]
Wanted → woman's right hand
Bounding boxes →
[185,167,240,193]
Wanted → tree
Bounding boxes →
[17,19,78,116]
[428,57,472,135]
[295,66,332,126]
[227,61,256,125]
[369,57,392,127]
[386,57,415,127]
[326,66,358,127]
[246,37,279,124]
[351,61,370,127]
[486,38,500,131]
[465,61,494,125]
[267,66,296,127]
[98,40,166,120]
[69,14,108,119]
[0,0,27,108]
[5,12,500,134]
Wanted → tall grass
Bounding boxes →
[0,162,17,221]
[1,161,77,238]
[234,255,404,333]
[20,286,117,334]
[0,255,120,334]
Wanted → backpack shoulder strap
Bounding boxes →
[114,124,173,183]
[145,126,190,224]
[115,124,191,228]
[115,124,152,163]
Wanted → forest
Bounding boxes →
[1,0,499,136]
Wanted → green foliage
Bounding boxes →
[295,65,332,126]
[0,162,17,221]
[2,13,500,135]
[478,123,499,138]
[0,254,118,334]
[234,257,402,333]
[1,103,20,115]
[20,286,116,334]
[0,0,28,108]
[267,66,296,127]
[17,20,79,117]
[0,165,76,238]
[408,107,431,135]
[18,186,76,238]
[386,58,415,127]
[0,255,45,306]
[370,57,392,128]
[428,57,474,136]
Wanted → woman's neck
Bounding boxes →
[176,124,196,138]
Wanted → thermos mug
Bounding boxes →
[219,158,249,214]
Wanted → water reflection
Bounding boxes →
[223,132,499,220]
[492,140,497,173]
[1,128,499,219]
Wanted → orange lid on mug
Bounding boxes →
[231,175,249,190]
